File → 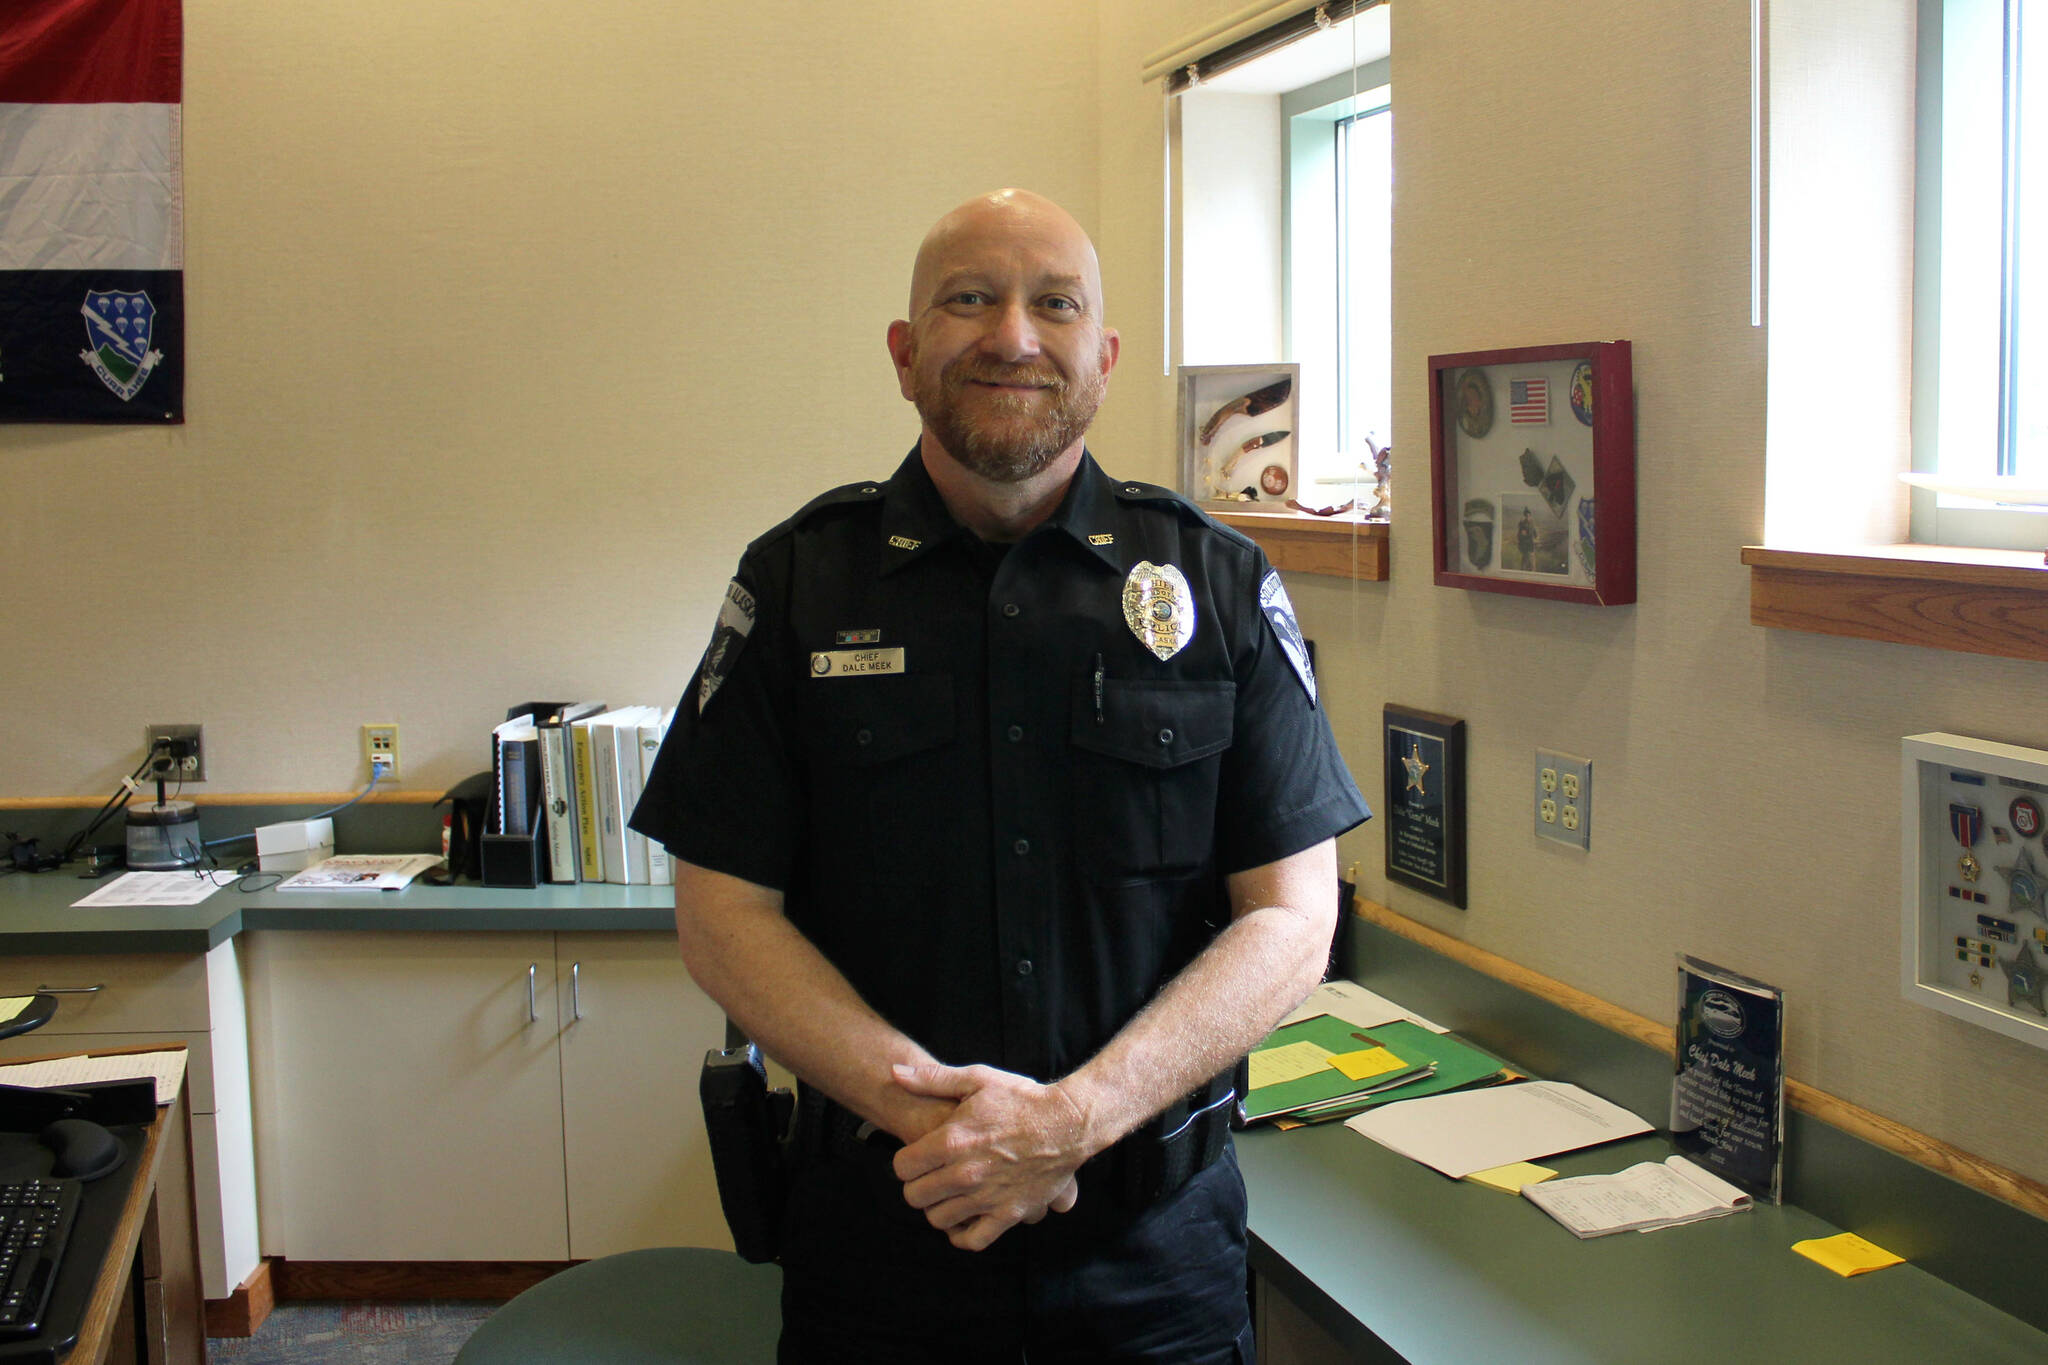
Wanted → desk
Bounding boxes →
[0,1050,204,1365]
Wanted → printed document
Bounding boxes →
[1345,1080,1650,1177]
[1281,978,1450,1034]
[72,870,230,907]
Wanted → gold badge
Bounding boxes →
[887,534,921,551]
[1088,533,1115,546]
[1122,561,1196,661]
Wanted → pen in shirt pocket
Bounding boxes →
[1093,652,1105,724]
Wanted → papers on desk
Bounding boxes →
[71,870,230,907]
[1344,1079,1651,1177]
[276,853,441,891]
[0,1048,188,1106]
[1522,1155,1752,1237]
[0,998,31,1026]
[1281,978,1450,1034]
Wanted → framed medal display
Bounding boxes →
[1382,704,1467,908]
[1176,363,1302,507]
[1427,341,1636,605]
[1901,732,2048,1051]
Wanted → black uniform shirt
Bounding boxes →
[632,446,1369,1084]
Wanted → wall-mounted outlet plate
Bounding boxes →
[362,724,400,780]
[144,724,205,783]
[1535,749,1591,848]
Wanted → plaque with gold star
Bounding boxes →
[1383,704,1466,908]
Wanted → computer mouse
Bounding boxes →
[39,1117,124,1182]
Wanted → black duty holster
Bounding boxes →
[699,1043,794,1263]
[1105,1062,1243,1209]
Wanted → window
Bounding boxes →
[1913,0,2046,545]
[1176,8,1390,503]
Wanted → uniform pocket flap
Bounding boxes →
[804,673,956,765]
[1072,679,1235,769]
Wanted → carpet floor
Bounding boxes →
[205,1301,502,1364]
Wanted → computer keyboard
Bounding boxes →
[0,1179,78,1341]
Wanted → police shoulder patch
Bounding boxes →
[696,578,758,714]
[1259,570,1317,705]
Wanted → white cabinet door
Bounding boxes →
[252,932,569,1260]
[556,931,731,1257]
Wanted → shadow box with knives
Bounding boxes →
[1177,363,1300,508]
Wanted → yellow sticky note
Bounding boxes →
[1792,1233,1905,1277]
[1249,1040,1333,1089]
[1464,1161,1556,1194]
[1326,1047,1407,1082]
[0,997,29,1025]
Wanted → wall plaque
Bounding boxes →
[1382,704,1466,909]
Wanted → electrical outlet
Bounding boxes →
[1535,749,1591,849]
[362,724,400,781]
[143,724,205,783]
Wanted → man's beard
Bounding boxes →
[913,351,1107,483]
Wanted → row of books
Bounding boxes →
[491,702,675,885]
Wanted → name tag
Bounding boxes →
[810,647,906,678]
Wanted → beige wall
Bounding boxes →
[11,1,2048,1192]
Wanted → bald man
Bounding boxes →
[633,190,1369,1364]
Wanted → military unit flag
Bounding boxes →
[0,0,184,422]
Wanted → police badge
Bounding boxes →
[1122,561,1195,661]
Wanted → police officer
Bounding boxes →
[632,189,1369,1364]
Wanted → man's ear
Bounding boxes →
[1098,327,1121,378]
[886,319,917,400]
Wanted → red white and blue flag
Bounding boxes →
[0,0,183,422]
[1508,377,1548,425]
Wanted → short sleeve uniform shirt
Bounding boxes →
[632,446,1369,1083]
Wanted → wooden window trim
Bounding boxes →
[1210,508,1389,580]
[1742,544,2048,661]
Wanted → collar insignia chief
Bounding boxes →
[1122,561,1195,661]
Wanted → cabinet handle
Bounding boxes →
[570,961,583,1022]
[527,963,538,1024]
[35,983,106,995]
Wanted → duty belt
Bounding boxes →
[794,1066,1239,1213]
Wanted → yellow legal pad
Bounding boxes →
[0,998,31,1025]
[1463,1161,1556,1194]
[1248,1040,1333,1089]
[1792,1232,1905,1277]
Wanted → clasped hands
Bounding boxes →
[887,1061,1094,1252]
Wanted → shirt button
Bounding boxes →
[855,728,873,746]
[1013,838,1030,856]
[1006,724,1024,742]
[1158,728,1174,745]
[1001,602,1021,618]
[1017,959,1034,977]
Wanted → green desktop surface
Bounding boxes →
[1239,1119,2048,1364]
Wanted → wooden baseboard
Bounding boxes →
[203,1258,275,1338]
[1352,896,2048,1224]
[269,1260,575,1302]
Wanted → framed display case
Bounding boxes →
[1177,363,1300,506]
[1901,731,2048,1051]
[1427,340,1635,605]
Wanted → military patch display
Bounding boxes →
[696,579,757,714]
[1259,570,1316,704]
[1122,560,1196,661]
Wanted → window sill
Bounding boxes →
[1206,506,1389,580]
[1741,544,2048,661]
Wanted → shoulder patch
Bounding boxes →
[1259,569,1317,705]
[696,579,758,714]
